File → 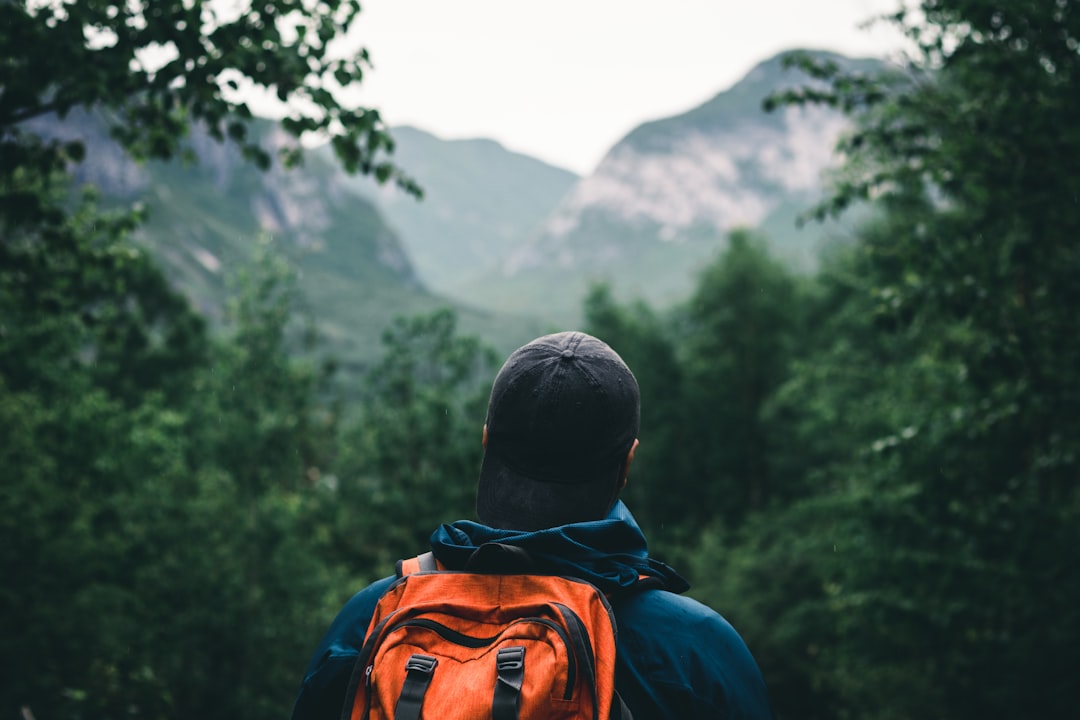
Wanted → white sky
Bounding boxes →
[343,0,908,175]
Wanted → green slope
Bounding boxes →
[341,126,580,303]
[457,50,886,324]
[43,112,543,371]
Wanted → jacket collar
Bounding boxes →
[429,501,689,595]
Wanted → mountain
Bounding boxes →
[347,126,580,304]
[454,50,882,321]
[30,111,542,371]
[23,49,883,368]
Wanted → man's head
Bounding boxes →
[476,331,640,531]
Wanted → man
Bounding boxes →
[291,331,773,719]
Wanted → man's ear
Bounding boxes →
[482,424,488,449]
[617,438,639,493]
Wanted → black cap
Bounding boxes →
[476,331,640,531]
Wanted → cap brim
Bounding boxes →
[476,452,620,531]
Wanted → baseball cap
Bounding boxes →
[476,331,640,531]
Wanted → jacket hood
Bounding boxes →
[429,501,689,595]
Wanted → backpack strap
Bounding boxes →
[492,646,526,720]
[394,654,438,720]
[396,551,439,578]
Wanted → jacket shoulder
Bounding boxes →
[290,576,396,720]
[614,590,774,720]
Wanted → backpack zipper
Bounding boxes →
[360,665,373,720]
[379,615,578,701]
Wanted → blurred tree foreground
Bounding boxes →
[590,2,1080,718]
[713,1,1080,718]
[0,1,420,717]
[3,1,1080,719]
[0,0,418,198]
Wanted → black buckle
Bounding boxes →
[496,646,525,671]
[405,654,438,674]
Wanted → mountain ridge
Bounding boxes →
[447,49,882,320]
[339,125,580,302]
[26,110,543,368]
[23,48,884,363]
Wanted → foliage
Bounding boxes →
[0,217,498,718]
[581,5,1080,719]
[327,309,499,579]
[582,283,687,555]
[679,230,808,528]
[0,0,418,201]
[0,2,492,719]
[0,186,206,407]
[734,2,1080,718]
[162,248,343,720]
[0,219,342,719]
[201,237,337,498]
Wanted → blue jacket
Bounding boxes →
[290,502,773,719]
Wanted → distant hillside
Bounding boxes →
[28,111,542,371]
[458,50,882,321]
[346,126,580,304]
[22,49,886,366]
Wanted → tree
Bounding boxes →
[328,310,499,578]
[0,3,434,717]
[0,229,346,719]
[165,244,344,720]
[0,188,208,403]
[679,230,806,529]
[1,0,418,208]
[201,237,337,499]
[582,283,688,556]
[743,2,1080,717]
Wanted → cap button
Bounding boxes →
[560,349,575,360]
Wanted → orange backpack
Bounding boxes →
[340,543,633,720]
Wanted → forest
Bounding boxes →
[2,1,1078,719]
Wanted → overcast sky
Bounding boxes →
[344,0,908,175]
